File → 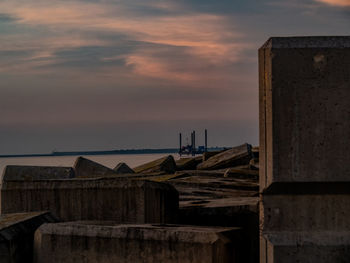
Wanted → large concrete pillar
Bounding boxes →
[259,36,350,262]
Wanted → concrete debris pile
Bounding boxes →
[0,143,258,262]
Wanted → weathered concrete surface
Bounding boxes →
[263,232,350,263]
[197,143,252,170]
[1,178,178,223]
[34,222,241,263]
[74,156,118,178]
[113,162,135,174]
[0,212,57,263]
[2,165,74,181]
[259,36,350,190]
[259,36,350,263]
[133,155,176,174]
[176,156,202,171]
[262,193,350,232]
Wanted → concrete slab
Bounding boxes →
[176,157,202,171]
[74,157,117,178]
[197,144,252,170]
[2,165,74,181]
[34,222,241,263]
[133,155,176,174]
[114,162,135,174]
[1,178,178,223]
[0,212,57,263]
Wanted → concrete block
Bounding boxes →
[176,157,202,171]
[114,162,135,174]
[1,178,178,223]
[133,155,176,174]
[34,222,241,263]
[197,143,252,170]
[74,157,117,178]
[259,36,350,263]
[0,211,57,263]
[2,165,74,181]
[259,36,350,190]
[202,150,223,161]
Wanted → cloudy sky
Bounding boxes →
[0,0,349,154]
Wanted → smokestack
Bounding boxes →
[179,133,182,156]
[205,129,208,152]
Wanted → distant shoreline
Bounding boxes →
[0,147,226,158]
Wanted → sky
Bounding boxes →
[0,0,349,154]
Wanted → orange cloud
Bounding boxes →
[0,1,247,72]
[315,0,350,6]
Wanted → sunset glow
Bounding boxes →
[0,0,348,154]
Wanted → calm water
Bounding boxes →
[0,153,179,175]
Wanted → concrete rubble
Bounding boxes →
[0,212,57,263]
[2,35,346,263]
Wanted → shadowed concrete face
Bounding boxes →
[0,212,57,263]
[0,178,178,223]
[34,222,241,263]
[259,36,350,263]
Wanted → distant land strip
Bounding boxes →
[0,147,227,158]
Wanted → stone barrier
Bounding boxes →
[0,178,178,223]
[34,222,241,263]
[259,36,350,262]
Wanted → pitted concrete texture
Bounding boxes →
[2,165,74,181]
[34,222,241,263]
[259,36,350,190]
[0,211,57,263]
[74,156,118,178]
[1,178,178,223]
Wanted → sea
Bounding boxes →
[0,153,179,176]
